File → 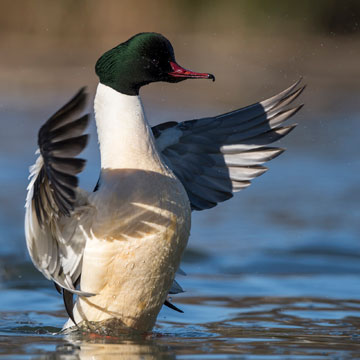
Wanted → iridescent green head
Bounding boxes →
[95,32,215,95]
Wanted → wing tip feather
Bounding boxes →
[261,77,304,110]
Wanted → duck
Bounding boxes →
[25,32,304,334]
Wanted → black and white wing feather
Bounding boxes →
[153,80,304,210]
[25,88,92,296]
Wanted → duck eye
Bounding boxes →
[151,58,159,66]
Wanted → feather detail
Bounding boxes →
[153,80,304,211]
[25,88,92,302]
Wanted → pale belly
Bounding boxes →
[70,168,191,332]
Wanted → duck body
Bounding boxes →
[65,84,191,331]
[25,32,304,334]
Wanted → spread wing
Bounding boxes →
[153,80,304,210]
[25,88,93,297]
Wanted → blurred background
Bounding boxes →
[0,1,360,358]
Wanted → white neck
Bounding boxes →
[94,83,164,171]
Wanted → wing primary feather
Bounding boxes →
[267,104,304,125]
[52,278,95,297]
[48,115,89,142]
[63,289,77,326]
[54,282,62,294]
[47,134,88,158]
[49,157,86,175]
[154,81,304,211]
[43,87,87,131]
[269,86,306,113]
[93,175,101,192]
[169,279,185,294]
[25,88,91,304]
[260,78,302,110]
[63,275,81,327]
[164,300,184,313]
[241,124,297,146]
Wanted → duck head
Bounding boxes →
[95,32,215,96]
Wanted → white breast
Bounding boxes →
[71,168,191,331]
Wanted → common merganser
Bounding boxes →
[25,32,304,334]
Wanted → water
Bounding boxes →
[0,84,360,359]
